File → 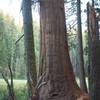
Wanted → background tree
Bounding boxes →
[87,2,100,100]
[22,0,37,99]
[0,9,40,99]
[77,0,87,92]
[0,12,19,77]
[65,0,88,90]
[0,11,20,100]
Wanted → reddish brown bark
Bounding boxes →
[39,0,88,100]
[87,3,100,100]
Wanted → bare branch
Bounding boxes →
[15,34,24,45]
[35,72,46,89]
[37,82,47,90]
[2,72,11,89]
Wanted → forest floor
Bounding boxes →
[0,78,88,100]
[0,79,27,100]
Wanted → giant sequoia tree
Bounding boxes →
[39,0,88,100]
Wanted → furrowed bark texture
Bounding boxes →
[87,3,100,100]
[39,0,88,100]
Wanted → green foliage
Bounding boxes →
[14,20,40,79]
[68,34,79,76]
[95,8,100,13]
[82,33,89,77]
[68,30,89,76]
[33,20,40,66]
[0,9,40,79]
[0,79,7,100]
[0,11,19,70]
[0,11,26,79]
[0,79,27,100]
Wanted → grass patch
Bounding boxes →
[0,79,27,100]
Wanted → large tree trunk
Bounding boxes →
[22,0,37,99]
[77,0,87,92]
[87,3,100,100]
[39,0,88,100]
[90,38,100,100]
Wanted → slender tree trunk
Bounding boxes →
[22,0,37,99]
[12,44,18,78]
[8,55,15,100]
[8,57,15,100]
[92,0,94,7]
[39,0,88,100]
[77,0,87,92]
[2,55,15,100]
[87,3,91,93]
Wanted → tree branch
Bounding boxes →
[15,34,24,44]
[2,72,11,90]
